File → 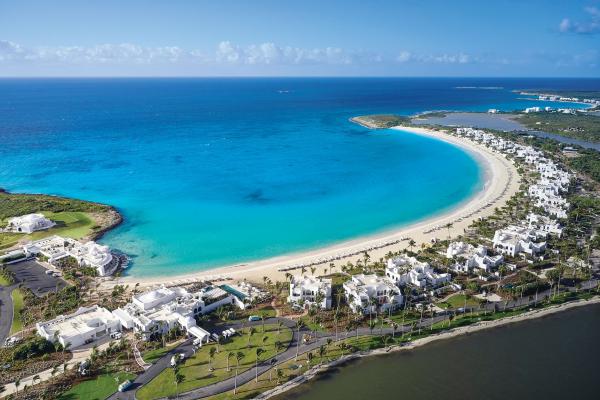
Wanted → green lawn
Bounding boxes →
[58,371,136,400]
[142,343,179,364]
[436,293,481,309]
[0,274,11,286]
[0,211,98,250]
[136,324,293,400]
[9,288,25,334]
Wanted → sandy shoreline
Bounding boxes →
[258,296,600,399]
[110,126,521,288]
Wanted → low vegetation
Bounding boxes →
[137,324,293,400]
[351,114,411,129]
[516,112,600,143]
[0,190,120,250]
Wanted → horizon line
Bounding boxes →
[1,75,599,79]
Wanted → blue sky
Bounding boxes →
[0,0,599,77]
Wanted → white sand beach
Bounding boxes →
[109,126,521,289]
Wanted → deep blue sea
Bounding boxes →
[0,78,596,276]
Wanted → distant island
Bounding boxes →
[350,114,411,129]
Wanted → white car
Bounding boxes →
[110,332,122,340]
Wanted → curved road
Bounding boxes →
[0,284,17,344]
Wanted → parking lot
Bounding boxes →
[5,259,69,296]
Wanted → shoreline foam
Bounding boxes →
[108,125,520,288]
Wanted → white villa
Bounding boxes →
[527,213,563,237]
[492,225,547,258]
[287,275,332,309]
[5,213,55,234]
[446,241,504,273]
[36,305,121,349]
[112,285,238,342]
[343,274,403,314]
[22,235,117,276]
[385,255,450,288]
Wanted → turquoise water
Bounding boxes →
[0,78,594,276]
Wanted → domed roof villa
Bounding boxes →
[5,213,55,234]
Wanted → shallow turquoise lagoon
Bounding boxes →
[0,78,592,276]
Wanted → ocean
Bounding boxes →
[0,78,595,276]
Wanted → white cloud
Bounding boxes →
[395,51,474,64]
[215,41,355,65]
[559,6,600,34]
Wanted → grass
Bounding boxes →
[9,288,25,334]
[58,371,136,400]
[0,274,11,286]
[0,211,97,250]
[142,343,179,364]
[437,293,481,309]
[136,324,293,400]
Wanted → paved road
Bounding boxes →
[0,283,17,344]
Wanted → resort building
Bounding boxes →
[22,235,117,276]
[220,282,267,308]
[385,255,450,288]
[36,305,121,349]
[287,275,332,309]
[527,213,563,237]
[446,242,503,273]
[343,274,403,314]
[5,213,55,234]
[492,225,547,258]
[112,285,237,341]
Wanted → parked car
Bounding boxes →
[170,353,186,367]
[248,315,261,322]
[118,380,133,392]
[79,359,91,376]
[3,337,21,347]
[110,331,122,340]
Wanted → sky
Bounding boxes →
[0,0,599,77]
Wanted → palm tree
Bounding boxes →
[174,370,185,398]
[247,327,256,347]
[260,313,266,333]
[274,340,283,353]
[255,347,264,382]
[234,352,245,394]
[226,351,234,372]
[276,367,284,384]
[391,322,398,338]
[277,321,283,334]
[310,266,316,276]
[295,320,304,360]
[445,222,453,240]
[14,378,20,394]
[32,375,40,385]
[216,335,222,353]
[208,347,217,370]
[318,344,326,364]
[408,239,416,253]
